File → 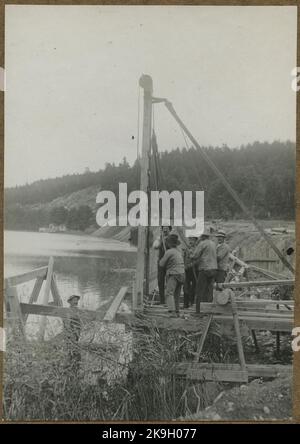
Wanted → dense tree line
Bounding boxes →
[4,141,295,231]
[5,205,94,232]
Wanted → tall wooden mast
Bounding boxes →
[133,74,153,310]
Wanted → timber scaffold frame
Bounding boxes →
[4,74,295,386]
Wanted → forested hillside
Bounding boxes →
[4,141,295,231]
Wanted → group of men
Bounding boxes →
[154,225,230,317]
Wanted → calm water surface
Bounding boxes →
[4,231,137,310]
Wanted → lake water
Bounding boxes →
[4,231,137,311]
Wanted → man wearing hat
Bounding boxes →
[190,227,217,313]
[216,230,230,283]
[159,231,185,317]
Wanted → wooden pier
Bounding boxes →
[4,256,294,384]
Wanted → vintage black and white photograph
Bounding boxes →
[3,4,297,421]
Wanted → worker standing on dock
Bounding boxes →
[216,230,230,283]
[191,227,217,313]
[159,231,185,317]
[153,225,172,304]
[183,235,198,308]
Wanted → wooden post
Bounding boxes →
[50,275,63,307]
[103,287,128,322]
[37,257,54,341]
[193,315,213,362]
[230,293,247,376]
[134,75,153,310]
[24,276,44,323]
[5,286,26,341]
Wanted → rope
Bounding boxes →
[164,99,295,275]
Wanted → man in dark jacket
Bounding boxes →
[216,230,230,283]
[190,228,217,313]
[153,225,172,304]
[183,236,198,308]
[159,231,185,317]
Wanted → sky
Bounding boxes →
[5,5,297,187]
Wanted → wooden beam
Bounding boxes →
[5,286,26,340]
[245,258,278,263]
[230,294,247,375]
[37,257,54,341]
[220,279,294,289]
[186,368,248,382]
[141,310,293,333]
[24,277,44,323]
[4,266,48,289]
[193,315,213,363]
[229,253,248,269]
[171,363,292,380]
[164,100,295,275]
[134,75,153,310]
[103,286,128,322]
[145,303,293,317]
[50,276,63,306]
[20,302,107,321]
[249,265,289,280]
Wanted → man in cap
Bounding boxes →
[190,227,217,313]
[159,231,185,317]
[153,225,172,304]
[216,230,231,283]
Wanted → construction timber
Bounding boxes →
[4,74,295,385]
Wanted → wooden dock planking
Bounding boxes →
[103,286,129,322]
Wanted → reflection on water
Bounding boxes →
[4,231,137,310]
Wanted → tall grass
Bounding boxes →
[3,316,224,421]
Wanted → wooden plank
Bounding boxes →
[230,294,247,374]
[23,277,44,323]
[172,363,292,380]
[235,300,294,308]
[103,286,128,322]
[245,258,278,263]
[19,301,289,336]
[249,265,289,280]
[229,253,248,268]
[37,257,54,341]
[139,311,293,333]
[228,316,292,332]
[145,305,293,318]
[186,368,248,383]
[193,315,213,363]
[134,75,153,310]
[50,276,63,306]
[146,299,294,311]
[220,279,294,289]
[20,302,107,321]
[4,266,48,289]
[5,286,26,340]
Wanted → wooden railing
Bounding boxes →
[4,257,130,342]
